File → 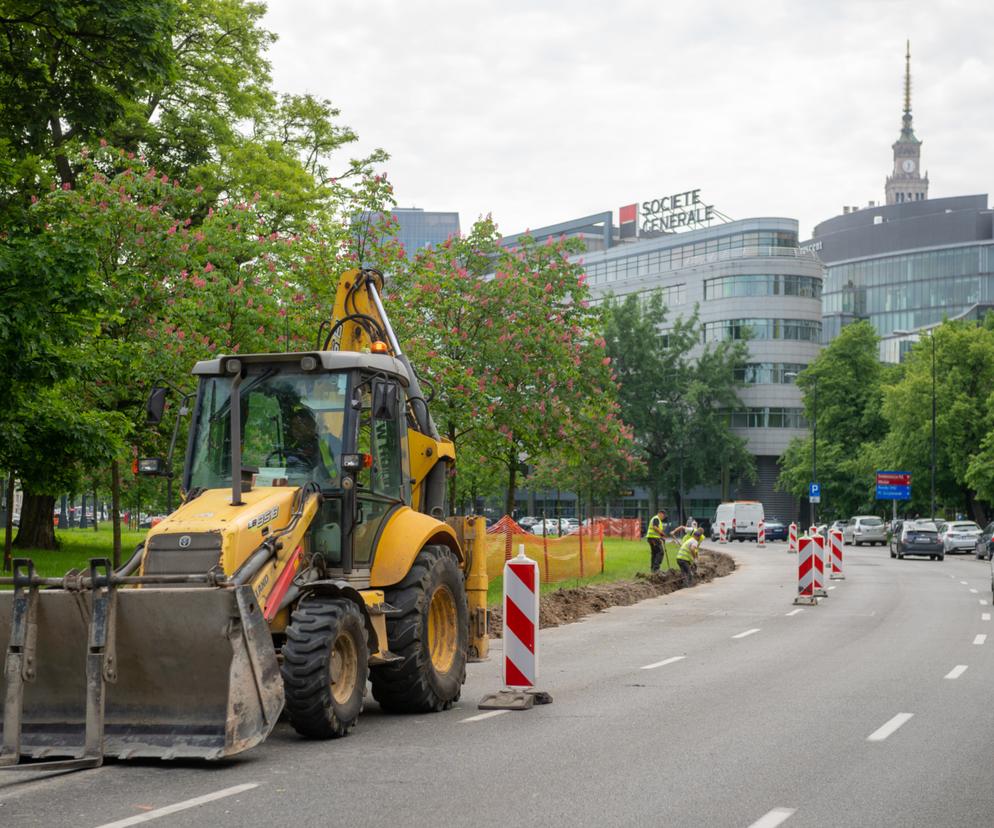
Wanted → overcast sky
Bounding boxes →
[262,0,994,240]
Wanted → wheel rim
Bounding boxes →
[330,629,359,705]
[427,584,458,674]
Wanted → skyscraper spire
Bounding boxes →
[904,40,911,117]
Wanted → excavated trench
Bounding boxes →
[487,549,736,637]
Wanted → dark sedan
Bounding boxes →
[976,521,994,561]
[890,520,944,560]
[763,519,789,542]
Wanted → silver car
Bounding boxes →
[940,521,981,554]
[843,515,887,546]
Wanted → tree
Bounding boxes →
[602,291,752,516]
[778,321,890,519]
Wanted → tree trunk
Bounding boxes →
[13,493,58,550]
[3,471,13,571]
[504,444,517,517]
[111,460,122,568]
[966,488,987,526]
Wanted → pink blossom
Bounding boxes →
[203,262,214,273]
[61,182,71,191]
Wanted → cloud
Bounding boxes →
[263,0,994,239]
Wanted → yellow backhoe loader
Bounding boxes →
[0,269,489,769]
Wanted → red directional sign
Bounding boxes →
[876,471,911,486]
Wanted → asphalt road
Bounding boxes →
[3,540,994,827]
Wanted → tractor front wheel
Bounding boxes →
[371,545,468,713]
[281,597,368,738]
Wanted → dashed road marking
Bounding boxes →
[748,807,796,828]
[641,656,686,670]
[827,585,837,591]
[945,665,969,679]
[94,783,259,828]
[461,710,510,723]
[732,628,761,639]
[981,600,989,606]
[970,588,979,594]
[961,581,969,585]
[983,613,991,621]
[867,712,913,742]
[974,634,987,645]
[785,609,804,617]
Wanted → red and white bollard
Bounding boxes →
[757,520,766,546]
[829,528,845,580]
[503,547,539,689]
[719,521,727,544]
[788,522,798,553]
[794,535,818,605]
[811,532,827,597]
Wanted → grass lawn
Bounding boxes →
[2,527,147,580]
[485,537,680,606]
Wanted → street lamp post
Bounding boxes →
[930,331,936,519]
[785,370,816,527]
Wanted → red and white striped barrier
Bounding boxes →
[809,525,818,537]
[719,521,727,544]
[811,532,827,597]
[829,528,845,580]
[794,535,819,605]
[503,547,540,689]
[788,522,798,553]
[757,520,766,546]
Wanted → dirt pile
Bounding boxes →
[488,548,736,637]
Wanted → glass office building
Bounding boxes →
[809,195,994,359]
[503,212,823,522]
[390,208,460,259]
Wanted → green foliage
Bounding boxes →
[778,321,889,518]
[602,291,752,511]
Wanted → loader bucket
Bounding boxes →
[0,584,283,763]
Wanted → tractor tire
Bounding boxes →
[371,545,468,713]
[281,596,368,738]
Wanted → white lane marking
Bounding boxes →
[867,712,913,742]
[981,600,989,606]
[732,628,761,639]
[970,589,979,594]
[785,608,804,617]
[827,585,837,590]
[983,613,991,621]
[748,807,796,828]
[94,784,258,828]
[961,580,969,585]
[641,655,686,670]
[461,709,510,723]
[974,634,987,645]
[945,665,969,679]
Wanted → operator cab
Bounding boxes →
[184,352,413,575]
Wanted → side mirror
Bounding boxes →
[138,457,167,476]
[372,380,399,421]
[146,386,168,425]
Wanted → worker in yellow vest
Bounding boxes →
[677,527,704,586]
[646,508,668,573]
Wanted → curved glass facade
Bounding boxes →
[704,274,822,300]
[728,408,808,428]
[586,229,797,286]
[822,243,994,336]
[734,362,809,384]
[704,319,822,343]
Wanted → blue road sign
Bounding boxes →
[809,483,821,498]
[876,484,911,500]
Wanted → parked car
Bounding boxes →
[890,520,944,560]
[829,520,847,535]
[938,520,981,554]
[975,521,994,560]
[711,501,764,541]
[517,516,539,529]
[532,518,573,536]
[560,518,579,534]
[762,518,788,542]
[843,515,887,546]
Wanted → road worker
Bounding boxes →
[646,508,668,573]
[677,527,704,587]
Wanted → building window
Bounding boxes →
[733,362,809,384]
[727,407,808,429]
[704,274,822,300]
[703,319,822,343]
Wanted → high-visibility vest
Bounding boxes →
[677,534,699,562]
[647,515,666,539]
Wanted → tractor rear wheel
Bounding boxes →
[371,545,468,713]
[281,596,368,738]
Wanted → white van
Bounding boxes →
[711,501,765,541]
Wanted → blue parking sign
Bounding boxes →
[809,482,821,503]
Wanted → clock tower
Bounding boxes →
[885,42,929,205]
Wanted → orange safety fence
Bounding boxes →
[486,515,526,535]
[485,523,605,584]
[578,517,642,540]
